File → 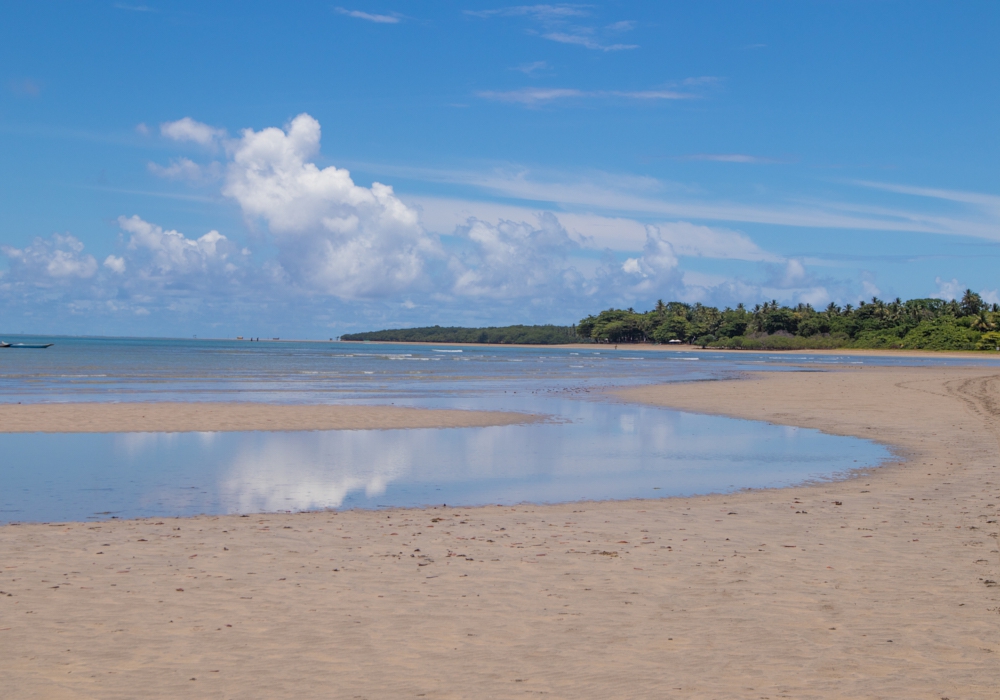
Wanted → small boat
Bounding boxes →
[2,342,53,349]
[0,342,8,347]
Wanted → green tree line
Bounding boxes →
[341,325,583,345]
[578,291,1000,351]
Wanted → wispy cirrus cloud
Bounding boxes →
[542,31,636,51]
[512,60,550,75]
[334,7,401,24]
[852,180,1000,212]
[467,4,638,51]
[465,4,591,21]
[477,87,695,105]
[362,160,1000,241]
[680,153,787,164]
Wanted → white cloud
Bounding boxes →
[450,213,580,298]
[118,215,238,276]
[781,259,807,286]
[477,87,693,105]
[513,60,549,75]
[680,153,785,164]
[467,5,638,51]
[334,7,400,23]
[103,255,126,274]
[853,180,1000,212]
[931,276,963,301]
[621,226,680,278]
[222,113,437,298]
[465,5,591,20]
[148,157,222,182]
[407,196,781,261]
[980,289,999,306]
[797,286,831,307]
[541,32,637,51]
[389,164,1000,239]
[860,278,881,299]
[607,20,636,32]
[1,233,98,280]
[651,221,780,262]
[160,117,226,147]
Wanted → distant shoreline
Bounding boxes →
[4,333,998,359]
[341,338,1000,359]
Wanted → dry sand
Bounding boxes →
[1,366,999,698]
[0,402,539,433]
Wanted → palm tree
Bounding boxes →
[961,289,984,316]
[971,311,996,332]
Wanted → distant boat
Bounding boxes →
[2,342,53,349]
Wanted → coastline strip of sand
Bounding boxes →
[345,338,1000,359]
[0,402,539,433]
[1,366,998,698]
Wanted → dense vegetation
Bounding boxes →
[341,325,583,345]
[577,290,1000,351]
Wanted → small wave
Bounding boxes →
[432,349,462,353]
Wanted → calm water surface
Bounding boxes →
[1,336,990,523]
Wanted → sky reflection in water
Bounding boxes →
[1,338,976,522]
[0,396,890,523]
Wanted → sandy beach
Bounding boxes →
[0,402,539,433]
[2,365,999,698]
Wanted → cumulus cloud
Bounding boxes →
[450,213,580,298]
[160,117,226,147]
[118,215,239,277]
[103,255,126,274]
[621,226,680,280]
[931,276,963,301]
[1,233,98,281]
[221,113,437,298]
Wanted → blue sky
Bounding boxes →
[1,1,998,338]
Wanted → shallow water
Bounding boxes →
[2,335,997,404]
[3,336,988,523]
[0,396,890,523]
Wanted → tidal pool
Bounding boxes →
[0,396,890,523]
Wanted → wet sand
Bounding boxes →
[0,402,539,433]
[1,366,999,698]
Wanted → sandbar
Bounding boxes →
[1,366,998,698]
[0,401,539,433]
